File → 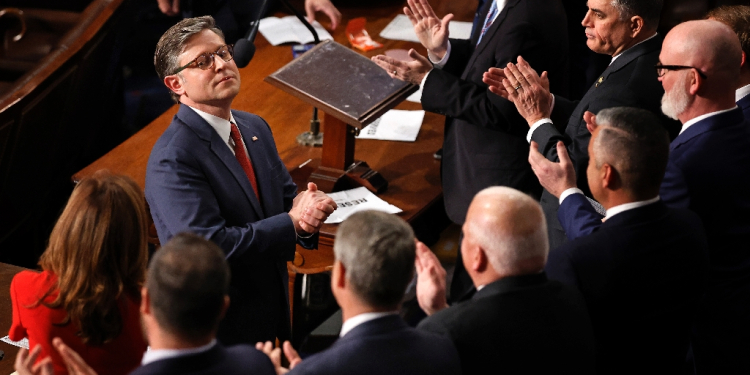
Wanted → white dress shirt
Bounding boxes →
[559,189,660,221]
[141,339,217,366]
[736,83,750,103]
[188,106,245,155]
[339,311,398,337]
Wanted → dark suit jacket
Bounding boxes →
[660,107,750,373]
[146,105,312,344]
[547,201,708,374]
[421,0,568,225]
[530,35,680,249]
[738,92,750,120]
[129,344,276,375]
[288,315,461,375]
[418,273,596,375]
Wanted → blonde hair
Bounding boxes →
[37,171,148,346]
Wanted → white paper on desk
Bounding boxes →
[324,187,402,224]
[1,335,29,349]
[259,16,333,46]
[380,14,472,42]
[357,109,425,142]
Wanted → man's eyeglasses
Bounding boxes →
[173,44,234,74]
[655,63,707,79]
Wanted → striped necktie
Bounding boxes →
[476,0,498,46]
[229,122,260,200]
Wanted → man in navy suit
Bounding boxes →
[707,5,750,119]
[257,211,462,375]
[146,16,336,345]
[38,234,277,375]
[414,187,596,374]
[543,107,708,374]
[484,0,679,250]
[529,20,750,374]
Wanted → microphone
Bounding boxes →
[233,0,270,68]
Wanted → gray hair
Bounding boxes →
[154,16,224,102]
[334,211,415,309]
[611,0,663,28]
[464,187,548,275]
[592,107,670,200]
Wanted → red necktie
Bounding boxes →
[229,122,260,199]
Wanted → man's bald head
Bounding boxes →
[463,187,548,277]
[663,20,741,82]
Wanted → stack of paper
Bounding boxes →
[259,16,333,46]
[324,187,402,224]
[379,14,472,42]
[357,109,425,142]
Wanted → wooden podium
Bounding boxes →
[265,40,417,193]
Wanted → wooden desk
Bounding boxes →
[0,263,27,375]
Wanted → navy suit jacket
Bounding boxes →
[421,0,568,225]
[547,201,708,374]
[288,315,461,375]
[146,105,312,344]
[531,35,680,249]
[129,344,275,375]
[418,273,596,375]
[738,92,750,120]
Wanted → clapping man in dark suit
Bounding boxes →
[539,107,709,374]
[484,0,679,249]
[19,233,277,375]
[256,211,462,375]
[529,20,750,374]
[413,187,596,375]
[146,16,337,346]
[707,5,750,119]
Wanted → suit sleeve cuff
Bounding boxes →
[428,41,451,68]
[559,188,584,205]
[527,118,553,143]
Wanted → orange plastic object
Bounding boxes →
[346,17,383,52]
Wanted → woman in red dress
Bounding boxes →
[9,171,149,375]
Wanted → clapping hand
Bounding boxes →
[404,0,453,59]
[289,183,337,236]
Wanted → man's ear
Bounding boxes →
[629,15,644,38]
[218,295,230,321]
[331,260,346,290]
[164,75,185,98]
[601,164,621,190]
[471,246,489,273]
[140,286,150,315]
[741,51,747,70]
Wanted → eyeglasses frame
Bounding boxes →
[655,63,708,79]
[172,44,235,75]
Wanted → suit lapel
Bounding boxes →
[176,105,264,218]
[468,0,520,68]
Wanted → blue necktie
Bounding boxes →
[476,0,498,46]
[470,0,487,38]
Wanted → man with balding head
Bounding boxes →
[483,0,680,249]
[415,187,595,374]
[707,5,750,118]
[545,107,709,374]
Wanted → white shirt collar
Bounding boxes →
[339,311,398,337]
[679,106,738,135]
[186,105,237,152]
[736,83,750,102]
[604,196,660,220]
[141,339,217,366]
[610,33,657,64]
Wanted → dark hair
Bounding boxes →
[707,5,750,64]
[38,171,148,346]
[147,232,230,343]
[593,107,670,200]
[154,16,224,102]
[612,0,663,29]
[334,211,415,310]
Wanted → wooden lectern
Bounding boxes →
[265,40,417,193]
